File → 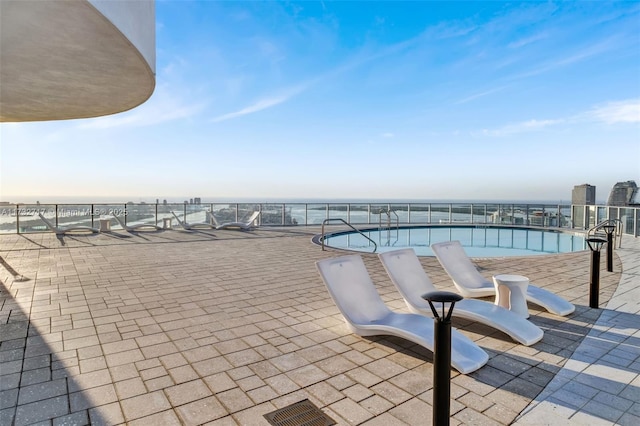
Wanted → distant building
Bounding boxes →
[194,197,201,204]
[607,181,638,206]
[572,184,596,205]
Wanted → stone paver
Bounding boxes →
[515,234,640,425]
[0,227,637,425]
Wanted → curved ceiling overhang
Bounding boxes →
[0,0,155,122]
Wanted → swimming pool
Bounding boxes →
[321,225,588,257]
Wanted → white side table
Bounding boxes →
[98,218,111,232]
[492,274,529,318]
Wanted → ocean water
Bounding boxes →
[2,195,573,205]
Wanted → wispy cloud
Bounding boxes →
[507,32,548,49]
[587,99,640,124]
[475,99,639,137]
[455,86,508,104]
[211,82,309,122]
[477,119,564,137]
[514,35,625,80]
[381,132,394,138]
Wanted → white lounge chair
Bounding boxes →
[316,255,488,374]
[209,211,260,231]
[431,241,575,317]
[378,249,544,346]
[112,214,161,232]
[171,211,216,230]
[38,212,99,235]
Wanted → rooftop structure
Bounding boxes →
[571,183,596,205]
[607,180,639,206]
[0,0,155,122]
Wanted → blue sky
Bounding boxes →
[1,0,639,203]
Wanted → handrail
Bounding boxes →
[321,218,377,252]
[378,209,399,246]
[588,219,623,248]
[4,202,639,237]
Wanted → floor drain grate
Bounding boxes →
[263,399,336,426]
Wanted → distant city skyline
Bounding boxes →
[1,1,639,203]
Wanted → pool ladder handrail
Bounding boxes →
[588,219,623,248]
[378,209,399,246]
[321,218,377,252]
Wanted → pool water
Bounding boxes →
[322,226,587,257]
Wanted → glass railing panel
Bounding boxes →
[348,204,369,224]
[541,205,559,227]
[558,205,571,228]
[182,203,210,225]
[451,204,471,223]
[210,204,237,224]
[0,204,18,234]
[261,204,284,225]
[56,204,94,228]
[408,204,429,224]
[526,205,544,226]
[506,204,517,224]
[124,203,158,227]
[157,203,186,227]
[0,202,634,234]
[491,205,505,224]
[94,204,127,229]
[620,208,635,235]
[327,204,348,223]
[430,204,450,224]
[588,206,598,229]
[237,203,260,223]
[486,204,500,224]
[572,205,584,229]
[369,204,389,224]
[510,204,528,225]
[15,204,53,233]
[472,204,487,224]
[284,204,306,225]
[307,204,327,225]
[390,204,409,224]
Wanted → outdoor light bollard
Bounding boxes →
[603,225,616,272]
[422,290,463,426]
[586,237,607,309]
